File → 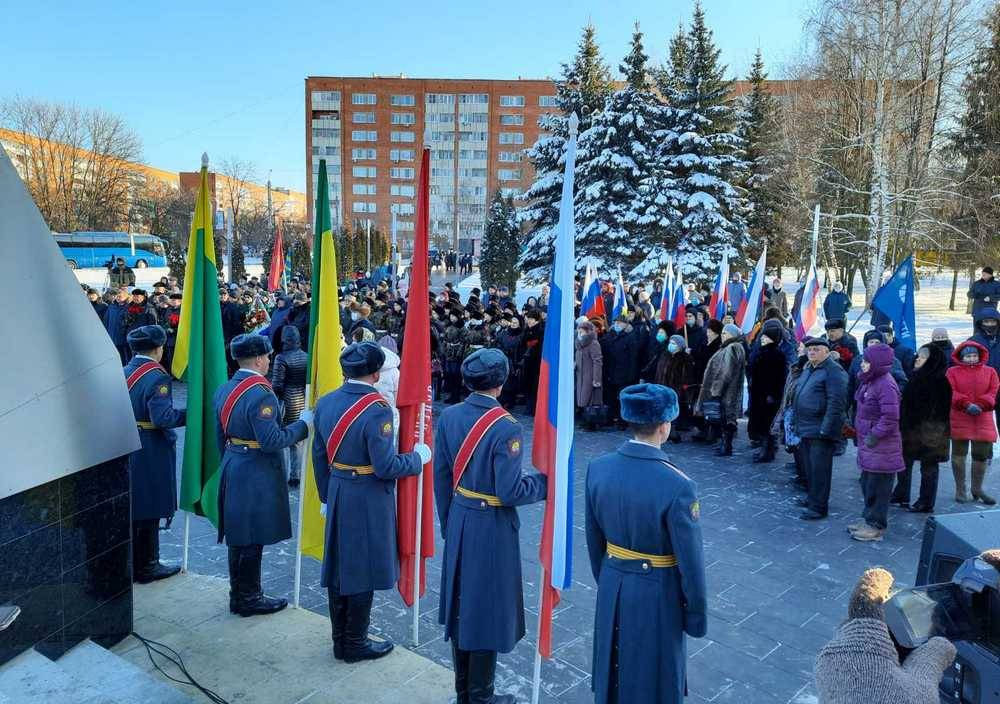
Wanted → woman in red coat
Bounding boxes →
[946,341,999,504]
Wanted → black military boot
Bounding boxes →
[452,644,471,704]
[134,520,181,584]
[328,592,348,660]
[341,591,393,662]
[227,546,241,613]
[753,435,777,464]
[233,545,287,617]
[467,650,514,704]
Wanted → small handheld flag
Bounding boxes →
[659,257,674,322]
[708,253,730,320]
[611,267,628,321]
[736,247,767,334]
[794,262,821,341]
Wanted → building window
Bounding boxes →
[458,131,488,142]
[396,220,415,231]
[352,112,376,124]
[312,90,341,103]
[313,128,340,139]
[391,94,415,106]
[352,93,376,105]
[459,93,489,104]
[352,166,376,178]
[390,130,415,143]
[311,146,320,155]
[499,132,524,145]
[431,167,451,179]
[458,149,488,160]
[500,114,524,126]
[391,112,415,125]
[539,95,558,107]
[352,201,377,213]
[434,149,455,160]
[328,164,342,175]
[391,184,416,197]
[460,113,488,124]
[460,167,487,178]
[325,146,339,156]
[498,151,522,162]
[427,113,454,124]
[390,149,415,161]
[426,93,455,104]
[352,183,376,195]
[498,168,522,181]
[351,130,377,142]
[351,148,376,160]
[430,131,454,142]
[393,203,416,216]
[500,96,525,107]
[391,167,415,179]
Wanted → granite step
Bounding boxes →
[56,639,194,704]
[0,647,113,703]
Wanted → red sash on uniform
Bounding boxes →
[325,392,388,464]
[452,406,512,489]
[220,375,273,434]
[126,361,164,391]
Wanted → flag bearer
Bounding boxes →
[585,383,707,704]
[125,325,186,583]
[214,333,311,616]
[433,348,547,704]
[312,341,430,661]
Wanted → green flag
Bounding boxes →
[173,155,228,526]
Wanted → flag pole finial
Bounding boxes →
[568,112,579,137]
[201,152,209,168]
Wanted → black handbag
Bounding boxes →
[701,399,723,423]
[583,404,608,426]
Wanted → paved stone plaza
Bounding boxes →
[158,394,995,704]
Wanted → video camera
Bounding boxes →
[885,511,1000,702]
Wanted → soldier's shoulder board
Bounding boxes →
[659,460,691,482]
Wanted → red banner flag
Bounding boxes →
[396,147,434,606]
[267,219,284,291]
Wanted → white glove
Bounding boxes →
[414,443,432,464]
[319,502,327,518]
[299,408,315,426]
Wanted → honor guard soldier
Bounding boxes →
[214,333,312,616]
[433,348,547,704]
[125,325,186,583]
[312,341,430,662]
[586,384,707,704]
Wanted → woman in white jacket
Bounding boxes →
[375,335,401,443]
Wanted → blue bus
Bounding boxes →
[54,231,167,269]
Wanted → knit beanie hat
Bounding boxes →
[722,323,740,338]
[707,319,723,335]
[669,334,686,349]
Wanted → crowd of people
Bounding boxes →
[90,262,1000,547]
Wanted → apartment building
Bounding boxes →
[305,76,559,254]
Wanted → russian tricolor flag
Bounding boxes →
[532,112,579,659]
[736,246,767,334]
[580,264,605,320]
[659,257,674,322]
[671,269,687,329]
[708,252,730,320]
[794,261,821,341]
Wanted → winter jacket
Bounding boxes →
[520,322,544,391]
[104,301,129,346]
[271,326,308,425]
[374,345,401,442]
[125,303,158,335]
[769,288,789,318]
[692,336,721,391]
[287,303,311,352]
[929,339,954,367]
[847,352,907,413]
[967,277,1000,314]
[793,356,848,440]
[684,324,707,353]
[600,325,637,387]
[946,340,1000,443]
[664,351,697,406]
[108,265,135,289]
[772,356,806,445]
[822,290,852,322]
[889,339,915,377]
[727,280,747,314]
[969,308,1000,376]
[695,337,746,425]
[747,343,788,438]
[220,300,244,342]
[853,344,904,473]
[900,345,951,463]
[575,332,603,408]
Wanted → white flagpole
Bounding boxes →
[530,563,546,704]
[412,400,427,646]
[181,513,190,573]
[293,383,313,609]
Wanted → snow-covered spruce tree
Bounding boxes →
[575,23,680,277]
[518,23,613,282]
[480,190,521,293]
[737,49,791,263]
[654,2,749,282]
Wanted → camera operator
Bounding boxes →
[816,551,1000,703]
[108,257,136,289]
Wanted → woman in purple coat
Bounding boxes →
[849,343,904,542]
